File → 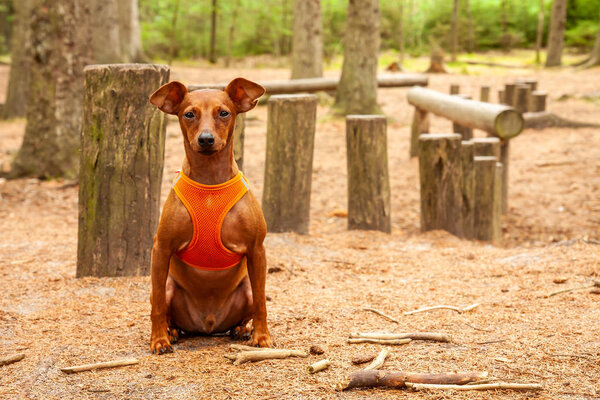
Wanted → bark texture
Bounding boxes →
[333,0,381,115]
[262,95,318,234]
[291,0,323,79]
[514,85,531,113]
[545,0,567,67]
[346,115,391,233]
[473,156,501,242]
[418,133,463,237]
[117,0,145,62]
[461,141,474,239]
[504,83,516,107]
[500,141,510,214]
[535,0,544,64]
[77,64,169,277]
[582,11,600,68]
[337,370,487,391]
[90,0,121,63]
[531,91,547,112]
[472,137,500,159]
[2,0,32,119]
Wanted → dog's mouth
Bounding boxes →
[197,149,218,155]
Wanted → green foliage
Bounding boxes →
[565,19,599,49]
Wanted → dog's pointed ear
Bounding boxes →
[149,81,188,115]
[225,78,266,113]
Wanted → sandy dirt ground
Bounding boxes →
[0,61,599,399]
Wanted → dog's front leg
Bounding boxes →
[150,237,174,354]
[246,243,272,348]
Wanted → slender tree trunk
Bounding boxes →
[535,0,544,64]
[2,0,32,119]
[90,0,121,63]
[291,0,323,79]
[545,0,567,67]
[168,0,180,65]
[465,0,474,53]
[501,0,508,37]
[209,0,218,64]
[225,0,240,67]
[582,11,600,68]
[333,0,381,115]
[450,0,459,61]
[117,0,145,62]
[398,0,404,65]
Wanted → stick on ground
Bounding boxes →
[547,280,600,297]
[225,349,308,365]
[350,332,451,342]
[364,348,390,370]
[347,338,411,345]
[351,354,376,365]
[336,370,488,391]
[0,353,25,367]
[362,307,400,323]
[60,358,139,374]
[307,359,330,374]
[405,382,543,391]
[403,303,480,315]
[229,344,274,352]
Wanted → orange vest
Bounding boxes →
[172,170,249,270]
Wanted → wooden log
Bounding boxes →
[514,84,531,113]
[531,91,547,112]
[307,359,331,374]
[0,353,25,366]
[410,108,430,158]
[262,94,318,234]
[77,64,169,277]
[522,79,538,91]
[472,137,500,159]
[473,156,501,241]
[188,74,429,94]
[504,83,517,107]
[336,370,488,391]
[461,140,475,239]
[480,86,490,102]
[407,87,523,139]
[225,349,308,365]
[450,84,460,95]
[346,115,391,233]
[60,358,139,374]
[350,332,451,342]
[500,141,510,214]
[452,95,473,140]
[418,133,463,237]
[233,114,245,170]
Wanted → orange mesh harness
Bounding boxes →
[172,170,249,270]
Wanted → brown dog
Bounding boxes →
[148,78,271,354]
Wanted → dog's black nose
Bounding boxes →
[198,132,215,147]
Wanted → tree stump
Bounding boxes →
[77,64,169,277]
[514,85,531,113]
[346,115,391,233]
[494,162,503,243]
[418,134,463,237]
[410,108,430,158]
[461,140,475,239]
[472,137,500,159]
[504,83,517,107]
[233,113,245,170]
[473,156,501,242]
[450,84,460,95]
[531,91,547,112]
[480,86,490,102]
[500,141,510,214]
[262,94,318,234]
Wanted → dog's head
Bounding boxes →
[149,78,265,155]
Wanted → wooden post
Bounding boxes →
[473,156,501,242]
[233,114,245,170]
[346,115,391,233]
[514,85,531,113]
[461,140,475,239]
[262,94,318,234]
[498,90,505,104]
[472,137,500,159]
[531,91,547,112]
[453,94,473,140]
[523,79,538,91]
[494,162,503,243]
[410,108,429,158]
[504,83,517,107]
[77,64,169,277]
[500,141,510,214]
[418,133,463,237]
[480,86,490,102]
[450,84,460,95]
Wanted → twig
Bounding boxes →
[547,281,600,297]
[225,349,308,365]
[229,344,273,352]
[60,358,139,374]
[307,359,330,374]
[476,339,507,345]
[404,303,480,315]
[362,307,400,323]
[350,332,451,342]
[0,353,25,367]
[405,382,543,391]
[336,370,488,391]
[364,348,389,370]
[347,338,411,345]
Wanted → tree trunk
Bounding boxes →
[291,0,323,79]
[209,0,218,64]
[397,0,404,65]
[90,0,121,63]
[168,0,180,65]
[9,0,92,179]
[450,0,459,61]
[418,133,463,237]
[333,0,381,115]
[262,95,318,234]
[2,0,32,119]
[225,0,240,67]
[535,0,544,64]
[117,0,145,62]
[473,156,501,242]
[582,11,600,68]
[77,64,169,277]
[465,0,474,53]
[346,115,391,233]
[545,0,567,67]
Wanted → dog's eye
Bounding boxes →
[184,111,195,119]
[219,110,230,118]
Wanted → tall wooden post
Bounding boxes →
[514,85,531,113]
[500,141,510,214]
[461,140,475,239]
[233,114,245,170]
[77,64,169,277]
[480,86,490,102]
[346,115,391,233]
[418,133,463,237]
[504,83,517,107]
[498,90,505,104]
[410,108,429,157]
[473,156,501,242]
[262,94,318,234]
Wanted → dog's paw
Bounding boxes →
[248,330,272,348]
[230,323,252,341]
[168,327,181,344]
[150,335,173,355]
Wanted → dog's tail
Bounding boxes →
[205,314,217,333]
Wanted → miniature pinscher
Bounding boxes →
[148,78,272,354]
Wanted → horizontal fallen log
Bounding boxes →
[0,353,25,367]
[60,358,139,374]
[405,382,543,391]
[350,332,451,342]
[336,370,488,391]
[364,348,389,371]
[403,303,480,315]
[188,74,428,94]
[523,111,600,130]
[225,349,308,365]
[307,359,330,374]
[347,338,411,345]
